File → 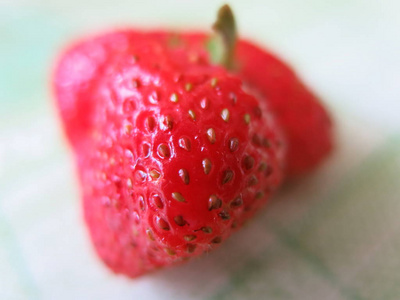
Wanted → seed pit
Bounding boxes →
[222,169,234,185]
[202,158,212,175]
[208,195,222,211]
[248,175,258,187]
[132,79,140,88]
[146,116,156,132]
[255,191,264,199]
[172,192,185,202]
[186,244,196,253]
[258,162,267,172]
[149,169,161,180]
[200,98,209,109]
[152,194,163,209]
[156,216,170,231]
[157,144,170,159]
[229,138,239,152]
[221,108,230,122]
[170,93,179,103]
[243,155,255,170]
[160,115,173,131]
[174,215,186,226]
[124,123,133,135]
[201,226,213,234]
[165,248,176,255]
[244,114,251,125]
[135,169,147,183]
[132,211,140,224]
[123,97,136,113]
[146,229,155,241]
[185,83,193,91]
[219,210,231,220]
[125,149,133,160]
[230,196,243,208]
[211,236,222,244]
[184,234,196,241]
[188,109,196,120]
[148,91,159,104]
[178,137,191,151]
[127,178,133,188]
[138,195,145,211]
[173,73,182,82]
[131,55,139,63]
[179,169,190,185]
[229,92,237,105]
[207,128,216,144]
[142,143,151,158]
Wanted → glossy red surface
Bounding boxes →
[55,31,286,277]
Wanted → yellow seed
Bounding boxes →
[202,158,212,175]
[172,192,185,202]
[218,210,231,220]
[178,137,191,151]
[210,77,218,87]
[157,217,170,231]
[244,114,251,125]
[165,248,176,255]
[184,234,196,241]
[201,226,213,234]
[170,93,179,103]
[149,169,161,180]
[179,169,190,185]
[208,195,222,211]
[200,98,209,109]
[157,144,170,158]
[207,128,216,144]
[127,178,133,188]
[174,215,186,226]
[185,83,193,91]
[222,170,234,185]
[146,229,155,241]
[124,123,133,134]
[221,108,230,122]
[229,138,239,152]
[188,109,196,120]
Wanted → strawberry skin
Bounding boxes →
[235,40,333,176]
[54,31,286,277]
[163,34,333,176]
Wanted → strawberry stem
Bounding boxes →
[207,4,237,70]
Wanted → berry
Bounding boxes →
[235,40,333,176]
[160,35,333,176]
[54,10,286,277]
[53,5,332,277]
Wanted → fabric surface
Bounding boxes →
[1,1,400,299]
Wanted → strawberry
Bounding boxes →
[158,36,333,176]
[234,41,333,176]
[54,5,332,277]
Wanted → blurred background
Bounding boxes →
[1,0,400,299]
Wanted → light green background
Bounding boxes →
[1,1,400,299]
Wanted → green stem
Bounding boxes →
[208,4,238,70]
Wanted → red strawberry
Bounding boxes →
[156,36,333,176]
[235,41,333,176]
[54,5,332,277]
